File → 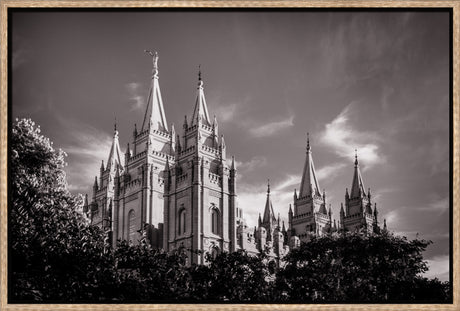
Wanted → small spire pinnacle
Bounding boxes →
[306,132,311,151]
[183,115,188,129]
[267,179,271,194]
[231,155,236,170]
[383,218,387,230]
[198,64,203,87]
[354,149,358,167]
[114,117,117,132]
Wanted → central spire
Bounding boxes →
[262,179,277,225]
[299,133,321,198]
[141,50,168,133]
[191,65,211,126]
[350,149,366,198]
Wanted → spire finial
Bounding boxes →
[114,116,117,132]
[307,132,310,151]
[354,149,358,167]
[267,179,271,194]
[198,64,203,87]
[144,49,159,77]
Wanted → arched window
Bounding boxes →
[211,208,219,235]
[127,210,136,242]
[211,246,219,259]
[179,209,186,235]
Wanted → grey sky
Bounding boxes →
[11,10,451,281]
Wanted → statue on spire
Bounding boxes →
[144,50,159,76]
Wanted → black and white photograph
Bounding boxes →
[3,4,456,307]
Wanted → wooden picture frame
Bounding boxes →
[0,1,458,310]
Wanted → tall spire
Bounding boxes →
[350,149,366,198]
[191,65,211,126]
[106,125,123,170]
[141,50,168,132]
[299,133,321,198]
[262,179,277,225]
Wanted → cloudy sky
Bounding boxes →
[11,10,451,281]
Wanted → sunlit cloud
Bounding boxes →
[214,103,239,123]
[249,115,294,138]
[235,156,267,172]
[126,82,146,111]
[424,255,450,282]
[274,174,300,192]
[316,163,347,180]
[320,104,384,169]
[60,121,115,195]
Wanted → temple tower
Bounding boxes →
[340,151,378,234]
[163,69,237,264]
[289,134,331,242]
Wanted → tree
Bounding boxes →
[275,231,451,302]
[10,118,116,302]
[188,250,275,302]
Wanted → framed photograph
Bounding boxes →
[1,1,458,310]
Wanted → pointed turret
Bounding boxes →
[191,66,211,126]
[299,133,321,198]
[230,156,236,170]
[262,180,277,225]
[350,150,366,198]
[383,218,387,231]
[373,203,378,219]
[170,123,176,154]
[93,176,98,191]
[107,125,123,170]
[141,50,168,132]
[183,115,188,130]
[83,194,89,213]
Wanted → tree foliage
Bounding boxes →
[10,118,114,302]
[10,118,451,303]
[274,232,450,302]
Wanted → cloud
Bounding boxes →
[125,82,146,111]
[419,196,449,214]
[214,103,239,123]
[60,122,114,195]
[424,255,450,282]
[316,163,347,180]
[320,104,384,169]
[274,174,300,192]
[249,115,294,138]
[234,156,267,173]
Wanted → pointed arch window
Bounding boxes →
[128,209,136,243]
[179,208,186,235]
[210,204,220,235]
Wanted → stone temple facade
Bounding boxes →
[84,52,384,264]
